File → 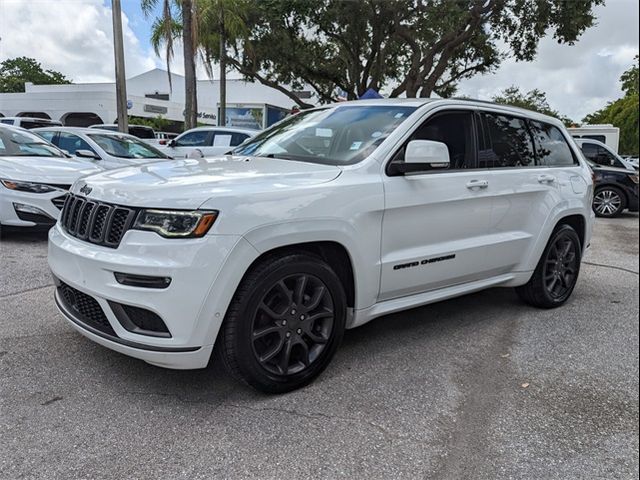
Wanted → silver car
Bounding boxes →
[33,127,170,169]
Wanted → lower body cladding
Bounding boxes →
[48,224,259,369]
[0,188,68,226]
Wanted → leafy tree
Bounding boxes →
[129,115,171,131]
[582,57,640,156]
[0,57,71,93]
[220,0,602,106]
[142,0,199,129]
[491,86,573,126]
[620,54,638,96]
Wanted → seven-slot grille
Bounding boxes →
[60,194,137,248]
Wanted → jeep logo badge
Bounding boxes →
[79,185,92,195]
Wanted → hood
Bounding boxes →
[0,156,103,183]
[71,155,342,208]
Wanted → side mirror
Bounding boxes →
[75,149,100,160]
[168,139,177,147]
[391,140,450,175]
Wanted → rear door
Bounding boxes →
[477,112,577,275]
[379,110,495,300]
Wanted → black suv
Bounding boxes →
[588,162,639,217]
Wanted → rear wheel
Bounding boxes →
[516,224,582,308]
[593,186,626,217]
[217,253,346,393]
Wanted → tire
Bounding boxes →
[217,252,347,393]
[593,186,626,218]
[516,224,582,309]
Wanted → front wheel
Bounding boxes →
[516,224,582,308]
[217,252,347,393]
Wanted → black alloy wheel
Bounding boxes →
[516,224,582,308]
[217,252,346,393]
[593,187,625,217]
[251,274,335,376]
[542,233,579,301]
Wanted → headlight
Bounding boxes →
[133,209,218,238]
[1,179,57,193]
[629,174,639,185]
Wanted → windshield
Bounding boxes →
[87,133,167,159]
[233,105,417,165]
[0,127,65,157]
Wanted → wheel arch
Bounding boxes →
[555,214,587,249]
[241,240,356,310]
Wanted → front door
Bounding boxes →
[379,110,495,301]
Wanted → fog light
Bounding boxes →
[114,272,172,289]
[13,203,50,216]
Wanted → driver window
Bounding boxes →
[175,131,210,147]
[390,111,475,170]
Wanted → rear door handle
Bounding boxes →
[466,179,489,189]
[537,174,556,184]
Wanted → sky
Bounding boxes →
[0,0,638,121]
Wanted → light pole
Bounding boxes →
[112,0,128,133]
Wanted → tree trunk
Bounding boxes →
[219,14,226,127]
[182,0,198,130]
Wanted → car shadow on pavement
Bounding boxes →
[74,286,521,405]
[0,225,51,243]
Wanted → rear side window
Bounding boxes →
[37,130,57,143]
[530,121,577,166]
[479,113,535,168]
[129,126,155,139]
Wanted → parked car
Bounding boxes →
[49,99,594,393]
[158,126,256,159]
[587,161,639,218]
[0,117,63,129]
[33,127,170,170]
[0,125,101,228]
[88,124,156,141]
[574,138,637,171]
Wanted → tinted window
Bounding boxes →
[21,120,56,129]
[57,132,97,156]
[530,121,577,166]
[480,113,535,168]
[1,119,15,125]
[582,134,606,144]
[128,126,155,139]
[580,142,624,168]
[176,130,210,147]
[415,112,475,169]
[232,132,250,146]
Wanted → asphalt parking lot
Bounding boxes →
[1,215,638,479]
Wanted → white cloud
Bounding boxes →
[0,0,156,82]
[458,0,639,121]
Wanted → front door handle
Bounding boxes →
[537,174,556,184]
[466,179,489,189]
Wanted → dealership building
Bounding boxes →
[0,68,312,130]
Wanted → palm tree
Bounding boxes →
[198,0,249,127]
[142,0,198,130]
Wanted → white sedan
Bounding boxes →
[0,125,102,228]
[34,127,171,170]
[158,126,257,159]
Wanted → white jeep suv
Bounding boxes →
[48,99,594,393]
